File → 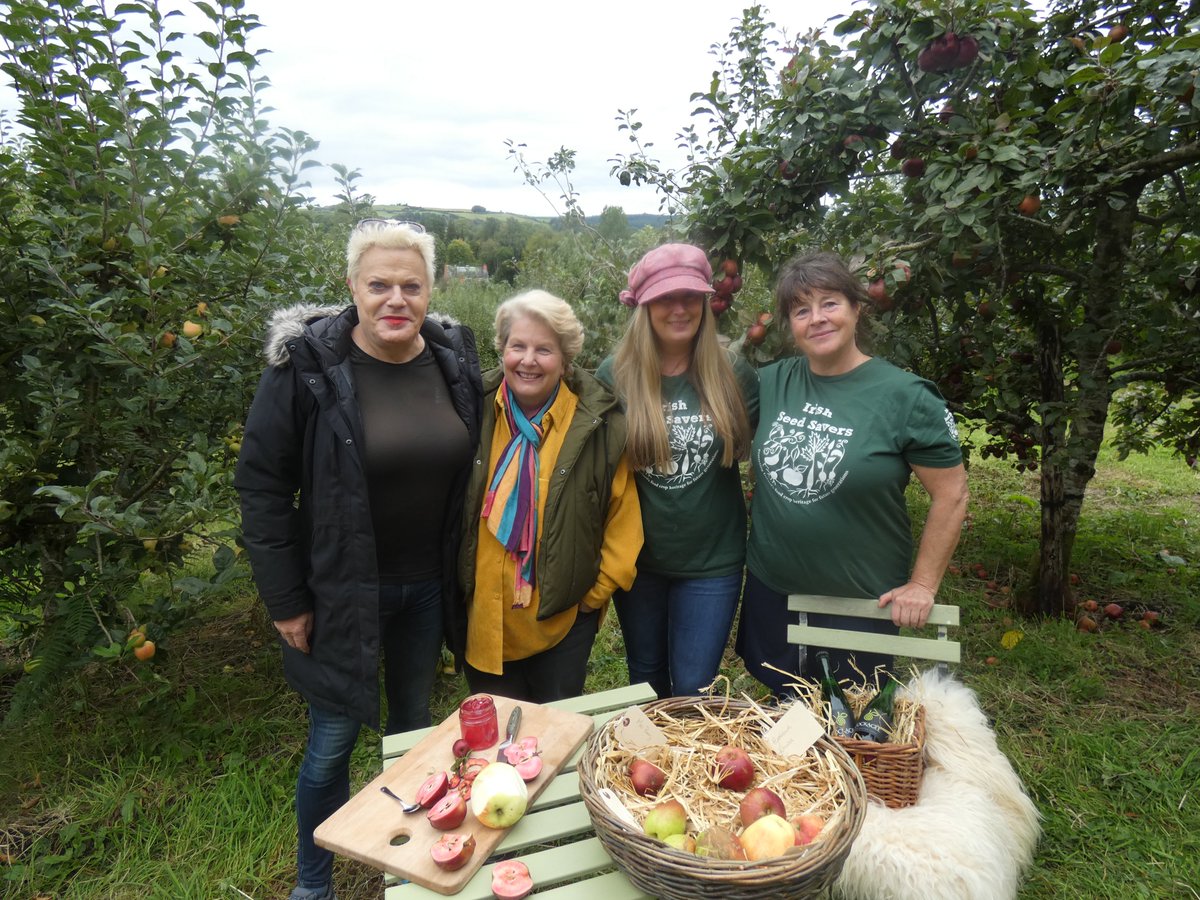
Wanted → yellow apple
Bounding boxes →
[740,814,796,861]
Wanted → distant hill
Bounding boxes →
[363,204,670,230]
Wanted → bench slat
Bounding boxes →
[788,594,960,626]
[385,837,648,900]
[788,624,961,663]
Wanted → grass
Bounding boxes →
[1,447,1198,899]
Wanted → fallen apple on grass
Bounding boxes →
[491,859,534,899]
[741,813,796,861]
[643,798,687,840]
[469,762,528,829]
[713,745,755,790]
[739,786,786,826]
[429,832,475,870]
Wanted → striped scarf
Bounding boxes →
[482,382,559,608]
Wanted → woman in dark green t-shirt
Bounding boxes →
[598,244,759,698]
[736,251,968,694]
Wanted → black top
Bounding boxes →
[351,342,473,580]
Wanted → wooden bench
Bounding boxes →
[380,683,657,899]
[787,594,961,675]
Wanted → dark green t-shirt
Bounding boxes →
[746,356,962,597]
[596,355,759,578]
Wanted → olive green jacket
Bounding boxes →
[455,366,637,656]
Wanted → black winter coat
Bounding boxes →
[234,304,483,729]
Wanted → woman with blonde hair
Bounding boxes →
[458,290,642,702]
[596,244,758,698]
[237,219,482,900]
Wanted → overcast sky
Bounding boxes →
[3,0,855,218]
[239,0,858,216]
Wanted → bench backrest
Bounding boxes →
[786,594,961,674]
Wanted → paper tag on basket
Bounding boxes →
[762,703,825,756]
[611,705,668,751]
[597,787,641,831]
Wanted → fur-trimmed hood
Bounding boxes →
[261,303,464,367]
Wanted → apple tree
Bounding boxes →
[613,0,1199,617]
[0,0,343,718]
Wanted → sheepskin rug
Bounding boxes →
[833,670,1041,900]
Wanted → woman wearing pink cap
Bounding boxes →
[596,244,758,698]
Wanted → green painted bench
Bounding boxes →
[381,683,656,900]
[787,594,961,676]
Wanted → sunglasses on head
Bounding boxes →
[353,218,426,234]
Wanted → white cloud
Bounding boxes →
[2,0,853,217]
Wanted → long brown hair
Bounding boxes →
[612,300,751,472]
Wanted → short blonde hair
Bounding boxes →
[346,220,436,285]
[493,290,585,369]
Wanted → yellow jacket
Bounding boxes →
[464,372,642,675]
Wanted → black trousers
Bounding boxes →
[464,606,601,703]
[735,569,896,698]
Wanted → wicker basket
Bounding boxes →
[578,696,867,900]
[835,702,926,810]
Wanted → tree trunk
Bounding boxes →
[1024,313,1072,617]
[1021,193,1138,618]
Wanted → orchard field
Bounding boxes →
[2,0,1198,897]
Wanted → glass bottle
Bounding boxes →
[458,694,499,750]
[816,651,857,738]
[851,675,898,743]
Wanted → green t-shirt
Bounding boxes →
[596,355,759,578]
[746,356,962,597]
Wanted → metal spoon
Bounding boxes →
[379,785,421,813]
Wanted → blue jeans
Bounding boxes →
[613,570,743,698]
[295,578,442,889]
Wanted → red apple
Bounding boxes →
[1108,23,1129,42]
[1017,194,1041,216]
[721,258,739,277]
[629,758,667,796]
[429,832,476,870]
[1104,603,1124,619]
[791,812,826,846]
[901,157,926,178]
[416,771,449,808]
[739,786,786,826]
[746,323,767,345]
[1076,615,1098,632]
[1142,610,1160,625]
[713,745,755,790]
[451,738,471,759]
[491,859,534,900]
[426,790,468,830]
[710,297,731,316]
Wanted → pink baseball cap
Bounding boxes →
[619,243,714,307]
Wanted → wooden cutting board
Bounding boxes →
[314,696,593,894]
